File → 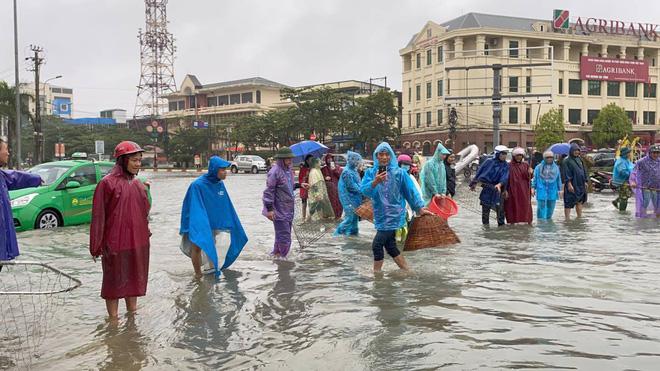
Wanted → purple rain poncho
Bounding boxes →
[262,159,296,256]
[630,152,660,218]
[1,169,42,261]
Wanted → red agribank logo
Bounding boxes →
[552,10,659,41]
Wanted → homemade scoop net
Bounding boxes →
[454,178,498,221]
[293,194,338,249]
[0,260,82,369]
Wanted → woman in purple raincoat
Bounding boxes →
[0,139,42,267]
[262,147,308,258]
[630,144,660,218]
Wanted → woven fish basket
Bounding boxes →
[354,199,374,222]
[403,214,460,251]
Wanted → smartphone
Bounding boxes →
[378,166,387,174]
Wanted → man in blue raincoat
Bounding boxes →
[611,147,634,211]
[335,151,363,236]
[0,138,42,270]
[360,142,431,272]
[180,156,248,277]
[469,145,509,226]
[562,143,588,220]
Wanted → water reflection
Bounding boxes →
[97,315,147,371]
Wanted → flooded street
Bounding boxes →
[10,172,660,370]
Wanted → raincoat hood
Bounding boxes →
[434,143,451,159]
[373,142,398,170]
[570,143,581,157]
[205,156,231,183]
[346,151,362,170]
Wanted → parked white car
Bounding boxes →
[230,155,267,174]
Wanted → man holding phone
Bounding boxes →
[361,142,431,272]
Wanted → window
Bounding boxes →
[626,111,637,125]
[437,80,443,96]
[177,101,185,110]
[415,113,421,128]
[558,78,564,94]
[218,95,229,106]
[587,109,600,124]
[643,111,656,125]
[508,141,518,148]
[509,107,518,123]
[256,90,261,104]
[426,49,432,65]
[229,94,241,105]
[569,79,582,95]
[168,101,178,111]
[484,43,490,56]
[588,80,601,96]
[437,109,443,125]
[62,88,73,94]
[426,82,432,99]
[408,112,412,127]
[607,82,620,97]
[644,83,657,98]
[408,87,411,102]
[509,76,519,93]
[526,106,531,124]
[509,40,519,58]
[189,95,196,108]
[99,165,113,178]
[447,79,450,95]
[241,92,253,104]
[526,76,532,93]
[426,111,432,127]
[568,109,581,124]
[207,96,218,106]
[625,82,637,97]
[416,53,421,68]
[437,46,443,62]
[66,165,97,187]
[416,85,421,101]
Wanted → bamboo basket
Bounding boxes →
[403,214,460,251]
[354,199,374,222]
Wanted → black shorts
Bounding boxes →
[372,230,400,261]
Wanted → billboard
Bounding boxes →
[580,56,649,83]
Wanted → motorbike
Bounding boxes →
[590,170,616,192]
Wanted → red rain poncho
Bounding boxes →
[90,164,151,299]
[504,160,533,224]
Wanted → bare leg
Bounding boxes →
[106,299,119,319]
[576,203,583,218]
[564,208,571,220]
[373,260,384,272]
[393,255,410,271]
[125,297,138,312]
[191,245,203,277]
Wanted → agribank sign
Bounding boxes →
[580,56,649,83]
[553,9,659,41]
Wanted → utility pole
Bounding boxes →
[27,45,44,164]
[13,0,21,168]
[368,76,387,94]
[492,64,502,148]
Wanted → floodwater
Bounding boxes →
[6,171,660,370]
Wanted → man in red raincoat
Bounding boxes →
[504,147,533,225]
[90,141,151,319]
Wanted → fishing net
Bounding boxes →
[454,178,498,221]
[293,194,337,249]
[0,261,81,369]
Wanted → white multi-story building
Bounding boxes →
[400,11,660,154]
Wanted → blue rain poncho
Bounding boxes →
[360,142,425,231]
[469,149,509,207]
[612,155,634,186]
[180,156,248,277]
[532,161,562,201]
[420,143,450,204]
[338,151,363,213]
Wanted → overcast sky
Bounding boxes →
[1,0,658,118]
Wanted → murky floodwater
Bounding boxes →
[5,171,660,370]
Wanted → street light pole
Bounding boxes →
[13,0,21,168]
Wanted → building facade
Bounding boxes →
[20,82,73,119]
[400,12,660,155]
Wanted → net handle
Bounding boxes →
[0,260,82,295]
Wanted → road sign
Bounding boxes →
[95,140,104,155]
[193,121,208,129]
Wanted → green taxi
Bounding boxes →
[9,160,151,231]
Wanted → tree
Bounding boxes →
[534,108,565,151]
[0,80,32,167]
[347,90,399,153]
[167,125,208,166]
[591,103,632,147]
